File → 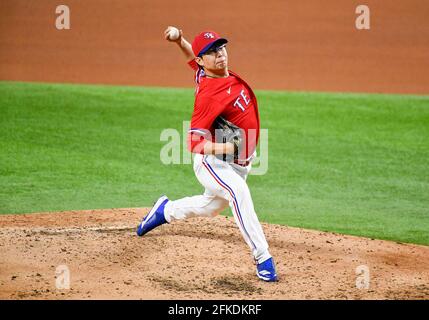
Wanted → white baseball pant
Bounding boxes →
[163,153,271,264]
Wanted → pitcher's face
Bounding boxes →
[196,44,228,73]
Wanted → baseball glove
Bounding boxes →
[213,116,243,162]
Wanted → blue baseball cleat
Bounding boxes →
[136,195,169,236]
[256,257,278,282]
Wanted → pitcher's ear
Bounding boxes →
[195,56,204,68]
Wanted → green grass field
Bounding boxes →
[1,81,428,245]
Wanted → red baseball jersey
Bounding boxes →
[187,60,260,164]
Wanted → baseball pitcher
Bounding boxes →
[136,26,278,282]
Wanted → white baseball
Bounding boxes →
[167,27,180,41]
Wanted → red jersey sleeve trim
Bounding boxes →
[188,59,205,84]
[188,59,199,71]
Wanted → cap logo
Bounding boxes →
[204,32,215,39]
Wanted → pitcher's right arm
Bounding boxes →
[164,26,195,62]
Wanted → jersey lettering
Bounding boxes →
[233,97,245,111]
[233,89,251,112]
[240,89,251,105]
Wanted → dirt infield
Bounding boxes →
[1,0,428,94]
[0,209,428,300]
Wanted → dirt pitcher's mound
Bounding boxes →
[0,209,428,300]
